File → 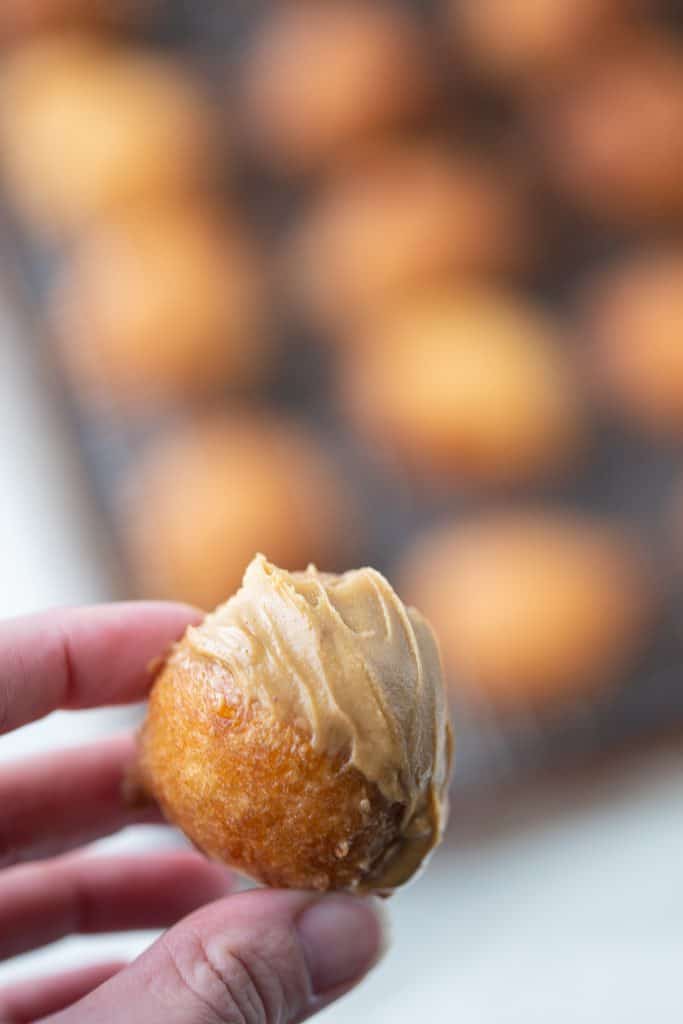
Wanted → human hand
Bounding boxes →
[0,604,385,1023]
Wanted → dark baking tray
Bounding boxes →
[2,0,683,820]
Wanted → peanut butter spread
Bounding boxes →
[184,553,453,889]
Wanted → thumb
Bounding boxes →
[45,889,387,1024]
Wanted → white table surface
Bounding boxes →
[2,297,683,1022]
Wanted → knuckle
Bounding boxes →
[160,929,237,1023]
[217,948,287,1024]
[161,926,298,1024]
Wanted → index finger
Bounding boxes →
[0,602,200,735]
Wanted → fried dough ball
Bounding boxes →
[138,555,453,891]
[0,35,217,235]
[53,205,267,411]
[400,513,653,710]
[241,1,434,173]
[450,0,632,88]
[342,288,584,485]
[124,415,356,610]
[0,0,153,40]
[289,142,532,330]
[538,41,683,225]
[584,249,683,439]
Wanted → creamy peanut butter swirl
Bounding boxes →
[185,554,453,889]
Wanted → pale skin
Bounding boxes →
[0,604,385,1024]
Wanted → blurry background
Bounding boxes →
[1,0,683,1019]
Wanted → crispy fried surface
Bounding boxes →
[139,645,402,890]
[401,512,653,710]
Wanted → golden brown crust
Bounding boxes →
[53,205,267,410]
[400,512,654,711]
[122,414,355,610]
[289,143,532,331]
[0,0,153,39]
[0,35,216,235]
[538,39,683,225]
[139,646,403,891]
[241,1,434,173]
[341,288,584,486]
[584,249,683,439]
[451,0,631,86]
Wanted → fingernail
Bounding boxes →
[297,895,388,995]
